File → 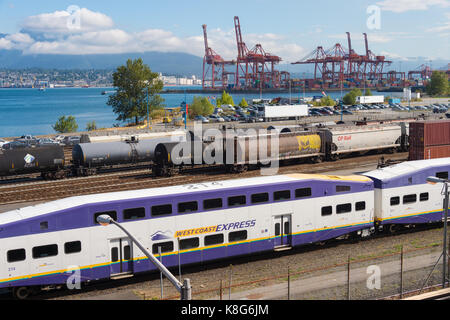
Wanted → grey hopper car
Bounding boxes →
[0,145,65,179]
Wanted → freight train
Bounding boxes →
[1,120,448,181]
[0,157,449,299]
[153,124,410,176]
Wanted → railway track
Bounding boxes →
[0,152,408,206]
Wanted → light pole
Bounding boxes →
[96,215,192,300]
[426,176,450,288]
[147,86,150,129]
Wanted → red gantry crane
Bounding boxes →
[292,32,394,89]
[202,24,235,90]
[233,16,288,90]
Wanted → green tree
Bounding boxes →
[86,121,97,131]
[189,96,215,119]
[107,58,164,125]
[426,71,449,96]
[52,116,78,133]
[343,88,363,105]
[365,89,373,96]
[239,98,249,108]
[216,91,235,107]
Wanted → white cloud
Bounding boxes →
[21,8,114,36]
[376,0,450,12]
[379,51,410,61]
[0,38,13,50]
[1,7,305,62]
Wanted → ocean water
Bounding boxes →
[0,87,361,138]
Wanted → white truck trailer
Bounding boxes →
[356,96,385,104]
[257,104,309,122]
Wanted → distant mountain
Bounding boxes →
[0,50,203,76]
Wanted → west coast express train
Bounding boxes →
[0,157,448,299]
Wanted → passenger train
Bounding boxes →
[0,157,449,299]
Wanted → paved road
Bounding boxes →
[214,251,441,300]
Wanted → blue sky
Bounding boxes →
[0,0,448,63]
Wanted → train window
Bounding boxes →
[436,172,449,180]
[94,211,117,224]
[228,195,246,207]
[40,222,48,230]
[420,193,429,202]
[178,201,198,214]
[205,234,224,246]
[32,244,58,259]
[152,242,174,255]
[7,249,26,263]
[204,198,223,210]
[179,238,200,250]
[151,204,172,217]
[251,193,269,204]
[337,203,352,214]
[123,245,131,261]
[355,202,366,211]
[64,241,82,254]
[274,190,291,201]
[336,186,351,193]
[403,194,417,204]
[123,207,146,220]
[111,248,119,262]
[295,188,312,198]
[229,231,247,243]
[391,197,400,206]
[322,206,333,216]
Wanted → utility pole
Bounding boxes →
[97,215,192,300]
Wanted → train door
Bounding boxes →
[109,238,133,277]
[273,215,292,249]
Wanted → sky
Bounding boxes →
[0,0,449,65]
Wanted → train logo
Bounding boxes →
[175,220,257,238]
[23,154,36,168]
[150,230,172,241]
[338,135,352,142]
[296,135,321,151]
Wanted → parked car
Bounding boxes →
[37,138,58,145]
[2,141,28,150]
[63,136,81,146]
[194,115,209,123]
[0,139,8,148]
[14,135,38,146]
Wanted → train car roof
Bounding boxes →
[363,158,450,189]
[0,173,373,225]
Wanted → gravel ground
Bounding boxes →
[41,225,446,301]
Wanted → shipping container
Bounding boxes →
[409,144,450,161]
[409,120,450,148]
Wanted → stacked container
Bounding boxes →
[409,120,450,160]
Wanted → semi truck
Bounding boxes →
[356,96,385,104]
[256,104,309,122]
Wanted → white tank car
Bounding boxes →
[88,130,188,143]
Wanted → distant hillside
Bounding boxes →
[0,50,203,76]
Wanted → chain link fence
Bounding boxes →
[139,243,448,300]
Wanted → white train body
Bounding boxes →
[0,157,449,297]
